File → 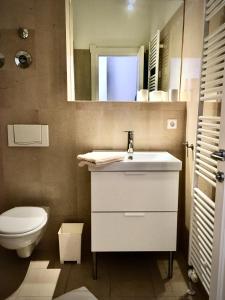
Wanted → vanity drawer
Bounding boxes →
[91,212,177,252]
[91,171,179,212]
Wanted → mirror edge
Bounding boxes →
[65,0,75,102]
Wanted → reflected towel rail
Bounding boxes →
[148,30,160,92]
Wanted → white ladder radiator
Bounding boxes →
[188,0,225,299]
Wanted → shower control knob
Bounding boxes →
[15,51,32,68]
[216,171,224,183]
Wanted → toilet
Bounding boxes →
[0,207,48,258]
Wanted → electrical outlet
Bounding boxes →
[167,119,177,129]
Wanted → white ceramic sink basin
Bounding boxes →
[88,151,182,171]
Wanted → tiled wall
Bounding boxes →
[160,4,184,91]
[0,0,186,251]
[180,0,204,253]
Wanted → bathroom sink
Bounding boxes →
[88,151,182,171]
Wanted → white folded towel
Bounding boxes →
[77,152,125,167]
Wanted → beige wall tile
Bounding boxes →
[179,0,204,254]
[0,1,35,29]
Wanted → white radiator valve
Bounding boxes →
[186,268,199,296]
[188,268,199,283]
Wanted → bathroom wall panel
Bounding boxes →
[180,0,205,254]
[0,0,186,251]
[34,28,67,109]
[160,5,184,91]
[0,114,6,211]
[38,108,77,217]
[74,50,91,100]
[0,109,41,212]
[0,0,35,29]
[0,29,37,109]
[34,0,65,31]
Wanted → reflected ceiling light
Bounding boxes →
[127,0,136,11]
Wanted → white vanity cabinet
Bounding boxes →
[89,151,182,279]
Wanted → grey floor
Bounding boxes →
[0,248,208,300]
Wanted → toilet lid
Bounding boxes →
[0,207,48,234]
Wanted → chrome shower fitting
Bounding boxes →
[15,51,32,69]
[18,27,29,39]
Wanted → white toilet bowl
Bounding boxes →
[0,207,48,258]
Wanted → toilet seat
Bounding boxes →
[0,207,48,234]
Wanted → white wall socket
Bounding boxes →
[167,119,177,129]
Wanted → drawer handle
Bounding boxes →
[124,212,145,217]
[124,172,147,176]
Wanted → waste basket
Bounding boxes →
[58,223,84,264]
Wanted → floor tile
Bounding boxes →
[54,286,99,300]
[156,297,184,300]
[29,261,50,269]
[24,269,60,284]
[110,297,156,300]
[108,253,154,297]
[65,256,110,299]
[149,260,175,297]
[17,297,52,300]
[53,263,72,298]
[18,283,57,297]
[0,268,27,299]
[0,248,60,300]
[152,279,175,297]
[0,249,209,300]
[110,280,154,297]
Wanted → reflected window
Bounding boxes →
[99,56,138,101]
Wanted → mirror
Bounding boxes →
[65,0,184,102]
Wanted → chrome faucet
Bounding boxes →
[124,130,134,158]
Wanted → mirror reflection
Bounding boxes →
[70,0,184,102]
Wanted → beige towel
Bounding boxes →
[77,152,125,167]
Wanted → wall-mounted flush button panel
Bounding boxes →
[8,124,49,147]
[167,119,177,129]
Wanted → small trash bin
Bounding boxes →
[58,223,84,264]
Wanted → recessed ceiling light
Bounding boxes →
[127,4,134,10]
[127,0,136,11]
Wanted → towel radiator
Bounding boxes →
[188,0,225,299]
[148,30,160,92]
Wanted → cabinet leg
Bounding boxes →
[168,251,174,279]
[92,252,97,280]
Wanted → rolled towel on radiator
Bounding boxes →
[77,152,125,167]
